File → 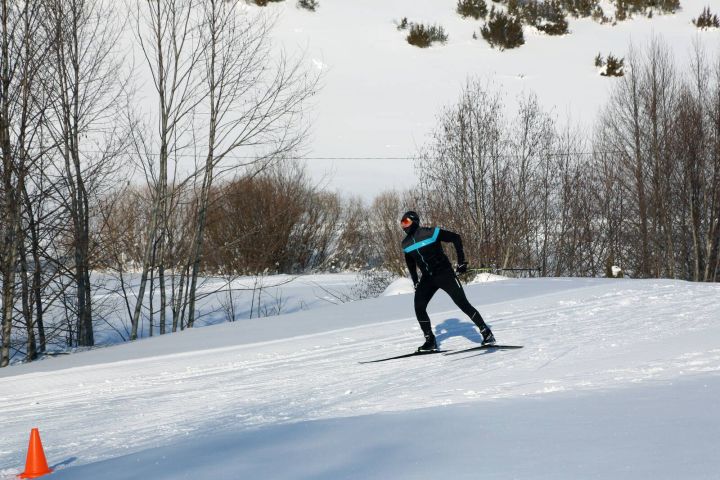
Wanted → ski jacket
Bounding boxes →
[402,226,465,284]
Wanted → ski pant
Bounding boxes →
[414,271,487,337]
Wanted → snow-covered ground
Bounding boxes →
[90,273,360,344]
[1,277,719,478]
[4,1,719,477]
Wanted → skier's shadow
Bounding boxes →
[434,318,484,345]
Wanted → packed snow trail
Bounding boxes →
[1,278,719,477]
[43,374,720,479]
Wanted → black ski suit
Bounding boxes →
[402,226,488,338]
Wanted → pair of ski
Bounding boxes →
[359,344,523,364]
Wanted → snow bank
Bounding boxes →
[381,277,415,296]
[468,272,509,284]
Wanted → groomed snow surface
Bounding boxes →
[2,277,719,479]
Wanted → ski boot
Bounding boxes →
[480,326,496,346]
[417,334,438,353]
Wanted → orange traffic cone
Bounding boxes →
[18,428,53,479]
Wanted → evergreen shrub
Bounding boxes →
[407,23,449,48]
[457,0,489,19]
[297,0,319,11]
[693,7,720,29]
[601,54,624,77]
[481,7,525,50]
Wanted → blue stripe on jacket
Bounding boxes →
[403,227,440,253]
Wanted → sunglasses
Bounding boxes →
[400,217,413,228]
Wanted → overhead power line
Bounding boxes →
[75,150,628,161]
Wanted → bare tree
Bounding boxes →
[599,44,651,277]
[706,54,720,280]
[640,39,677,277]
[595,39,720,281]
[202,164,335,276]
[416,81,573,273]
[130,0,205,340]
[332,196,373,271]
[183,0,317,327]
[43,0,129,347]
[416,79,505,268]
[675,41,720,281]
[1,0,50,366]
[505,93,557,270]
[366,190,412,275]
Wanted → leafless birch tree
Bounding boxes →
[130,0,205,340]
[43,0,129,347]
[185,0,316,326]
[1,0,51,366]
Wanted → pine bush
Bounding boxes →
[507,0,521,15]
[659,0,680,12]
[407,23,449,48]
[601,54,624,77]
[613,0,680,20]
[693,7,720,29]
[520,0,541,25]
[297,0,319,11]
[560,0,598,18]
[592,5,611,23]
[594,53,604,67]
[519,0,568,36]
[536,1,569,35]
[457,0,489,19]
[615,1,628,20]
[481,7,525,50]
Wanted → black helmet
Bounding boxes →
[400,211,420,234]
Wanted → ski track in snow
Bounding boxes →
[1,279,719,472]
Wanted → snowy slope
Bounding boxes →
[90,273,360,344]
[266,0,720,197]
[1,278,719,478]
[124,0,720,197]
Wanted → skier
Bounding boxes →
[400,211,495,352]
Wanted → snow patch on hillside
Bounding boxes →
[264,0,720,197]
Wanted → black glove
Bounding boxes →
[455,262,468,275]
[413,282,419,291]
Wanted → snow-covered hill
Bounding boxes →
[1,277,719,478]
[262,0,720,197]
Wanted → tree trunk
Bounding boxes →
[31,222,45,353]
[186,155,213,328]
[159,260,167,335]
[19,240,37,361]
[0,0,17,367]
